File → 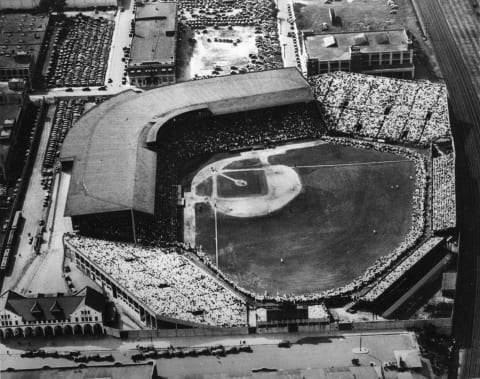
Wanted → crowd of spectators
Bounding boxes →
[146,103,322,243]
[65,235,247,327]
[44,14,114,88]
[361,236,444,302]
[308,72,450,145]
[432,153,456,231]
[179,0,283,72]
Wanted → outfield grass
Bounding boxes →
[194,143,417,295]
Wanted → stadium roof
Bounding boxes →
[305,29,410,61]
[60,68,314,217]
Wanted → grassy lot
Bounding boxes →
[194,143,416,295]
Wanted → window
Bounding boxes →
[75,317,78,322]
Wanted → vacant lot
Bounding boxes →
[185,26,258,79]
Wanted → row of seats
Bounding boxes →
[432,153,456,231]
[361,236,444,302]
[66,235,247,327]
[308,72,450,145]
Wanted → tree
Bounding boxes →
[38,0,50,12]
[51,0,67,14]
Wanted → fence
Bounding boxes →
[105,317,451,340]
[104,326,249,339]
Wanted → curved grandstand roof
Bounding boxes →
[60,68,314,217]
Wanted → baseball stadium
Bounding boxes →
[61,68,457,328]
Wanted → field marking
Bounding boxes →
[294,159,411,169]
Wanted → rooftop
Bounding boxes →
[135,1,176,22]
[0,286,105,322]
[0,13,49,33]
[60,68,313,217]
[0,13,48,68]
[130,2,176,65]
[304,29,410,61]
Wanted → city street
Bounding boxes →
[104,0,135,88]
[1,105,55,295]
[277,0,305,72]
[0,331,418,374]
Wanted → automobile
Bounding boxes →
[65,87,74,92]
[278,340,291,348]
[82,87,91,91]
[21,351,34,358]
[74,355,88,363]
[100,354,114,362]
[108,78,113,83]
[239,345,253,353]
[120,7,125,12]
[98,86,107,91]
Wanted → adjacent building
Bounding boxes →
[0,286,106,338]
[0,13,49,85]
[127,2,177,88]
[303,29,414,79]
[0,79,28,182]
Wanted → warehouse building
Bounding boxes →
[127,2,177,88]
[0,13,49,85]
[303,29,414,79]
[0,79,28,182]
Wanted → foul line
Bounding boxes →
[294,159,411,169]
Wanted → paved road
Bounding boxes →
[0,331,416,375]
[277,0,301,70]
[1,105,55,295]
[414,0,480,377]
[105,0,135,88]
[22,171,73,294]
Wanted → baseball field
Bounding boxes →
[186,141,416,296]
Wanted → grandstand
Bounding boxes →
[59,69,457,327]
[60,68,317,241]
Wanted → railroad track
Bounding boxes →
[414,0,480,376]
